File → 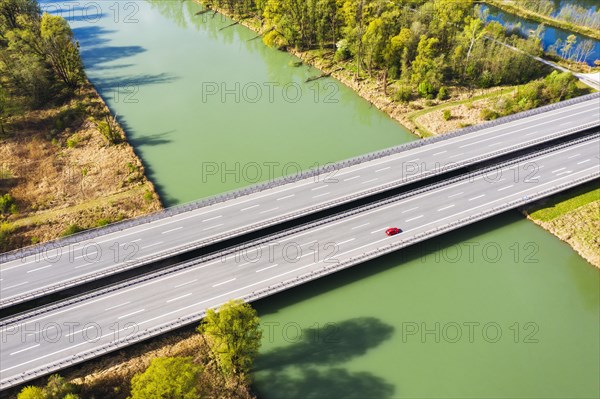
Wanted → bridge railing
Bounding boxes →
[2,93,598,265]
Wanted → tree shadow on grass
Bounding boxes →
[255,317,394,371]
[253,367,396,399]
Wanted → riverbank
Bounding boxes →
[484,0,600,42]
[0,83,162,252]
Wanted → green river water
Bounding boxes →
[47,1,599,397]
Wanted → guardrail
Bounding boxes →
[2,138,597,390]
[2,93,598,265]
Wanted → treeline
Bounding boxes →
[0,0,84,117]
[17,300,261,399]
[520,0,600,31]
[203,0,548,99]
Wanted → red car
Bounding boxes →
[385,227,402,236]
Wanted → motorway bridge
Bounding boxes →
[0,94,599,389]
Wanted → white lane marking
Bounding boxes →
[117,309,145,320]
[73,251,97,260]
[3,281,28,290]
[5,158,597,369]
[343,175,360,181]
[202,215,222,222]
[162,227,183,234]
[241,205,259,211]
[371,229,382,234]
[525,176,540,182]
[259,207,279,214]
[469,195,486,201]
[488,141,503,147]
[552,167,566,173]
[27,265,52,274]
[567,154,580,159]
[556,170,572,176]
[337,238,356,246]
[237,261,256,267]
[448,192,463,198]
[405,215,424,222]
[105,301,130,311]
[6,103,597,272]
[175,279,197,288]
[577,159,591,165]
[498,185,514,191]
[362,178,378,184]
[203,223,224,231]
[141,242,163,250]
[351,223,370,230]
[376,167,391,173]
[256,264,278,273]
[212,278,236,287]
[167,293,192,303]
[312,192,330,199]
[277,194,295,201]
[406,158,420,163]
[433,151,447,156]
[448,153,463,159]
[10,344,40,356]
[311,185,329,191]
[438,205,455,212]
[401,207,418,214]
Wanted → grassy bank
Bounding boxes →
[484,0,600,41]
[524,182,600,268]
[0,83,162,252]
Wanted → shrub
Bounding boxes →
[443,109,452,121]
[130,357,201,399]
[61,224,84,237]
[481,108,500,121]
[394,85,412,102]
[0,193,17,214]
[437,86,449,100]
[95,218,110,227]
[417,81,436,99]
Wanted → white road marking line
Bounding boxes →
[433,151,447,156]
[212,278,236,287]
[351,223,370,230]
[488,141,503,147]
[406,158,420,163]
[203,223,224,231]
[167,293,192,303]
[448,192,463,198]
[311,185,329,191]
[141,242,163,250]
[567,154,580,159]
[498,185,514,191]
[175,279,198,288]
[362,178,378,184]
[371,229,382,234]
[105,301,130,311]
[259,207,279,214]
[401,207,419,214]
[448,153,463,159]
[277,194,295,201]
[118,309,145,320]
[406,215,424,222]
[10,344,40,356]
[202,215,222,222]
[312,192,330,198]
[256,264,278,273]
[525,176,540,182]
[469,195,486,201]
[577,159,591,165]
[27,265,52,274]
[3,281,28,290]
[343,175,360,181]
[552,167,566,173]
[556,170,572,176]
[162,227,183,234]
[438,205,455,212]
[240,205,259,211]
[237,261,256,267]
[376,167,391,173]
[337,238,356,245]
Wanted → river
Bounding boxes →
[44,1,599,397]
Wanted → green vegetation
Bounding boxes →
[485,0,600,41]
[529,184,600,222]
[0,193,17,214]
[480,71,583,119]
[0,0,85,112]
[17,374,79,399]
[198,299,262,377]
[60,223,84,237]
[203,0,550,99]
[129,357,202,399]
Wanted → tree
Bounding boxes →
[39,13,84,89]
[16,386,45,399]
[0,0,40,31]
[411,35,444,98]
[16,374,79,399]
[129,357,202,399]
[198,299,262,376]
